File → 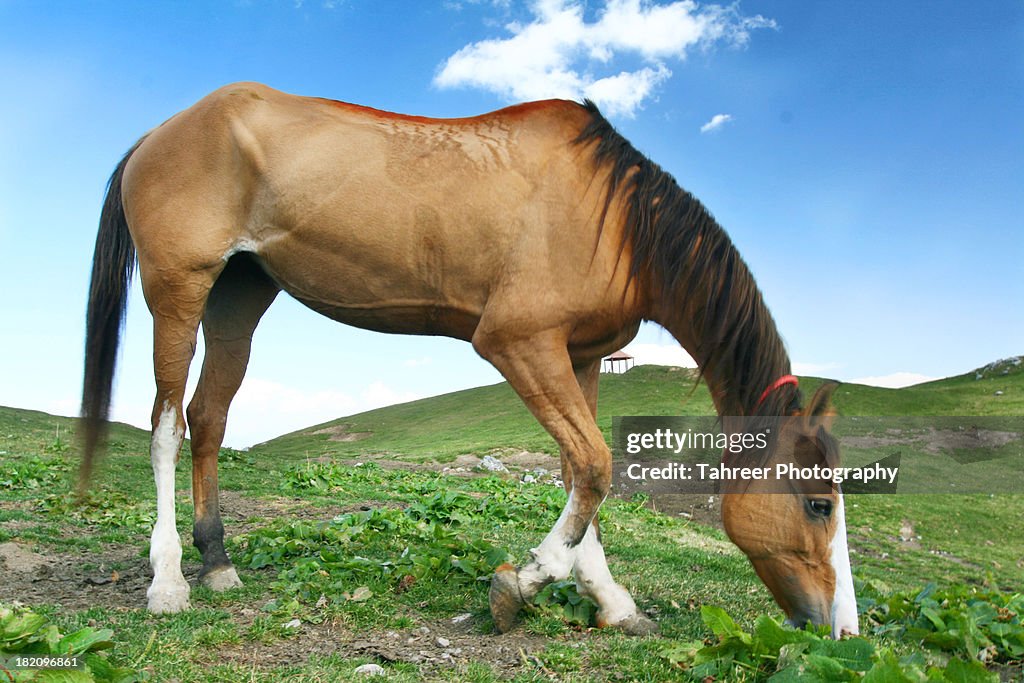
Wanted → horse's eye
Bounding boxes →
[807,498,833,517]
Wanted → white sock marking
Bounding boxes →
[146,404,190,614]
[574,523,638,625]
[517,490,580,595]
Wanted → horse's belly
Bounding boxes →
[290,296,481,340]
[252,239,484,341]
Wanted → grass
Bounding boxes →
[0,355,1021,680]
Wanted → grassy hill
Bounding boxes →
[252,355,1024,462]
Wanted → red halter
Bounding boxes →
[756,374,799,408]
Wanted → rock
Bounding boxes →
[282,618,301,630]
[354,663,386,676]
[477,455,508,473]
[436,636,451,648]
[994,390,1004,396]
[522,474,536,484]
[451,613,472,624]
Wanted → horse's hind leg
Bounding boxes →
[566,363,657,635]
[143,265,220,614]
[186,255,278,591]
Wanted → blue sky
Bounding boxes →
[1,1,1021,447]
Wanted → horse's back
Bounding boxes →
[121,83,639,345]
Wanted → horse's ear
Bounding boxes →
[806,382,838,431]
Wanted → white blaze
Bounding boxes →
[829,493,859,636]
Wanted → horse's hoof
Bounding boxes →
[200,566,243,592]
[147,581,191,614]
[489,563,525,634]
[609,612,660,636]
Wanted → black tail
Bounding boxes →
[79,140,143,492]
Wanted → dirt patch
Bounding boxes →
[218,490,351,523]
[310,425,372,442]
[311,450,562,480]
[0,542,153,611]
[842,435,908,449]
[918,428,1019,455]
[897,519,922,550]
[491,449,561,472]
[210,609,574,677]
[0,541,50,573]
[842,428,1019,454]
[648,494,723,530]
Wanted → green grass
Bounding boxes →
[0,355,1021,680]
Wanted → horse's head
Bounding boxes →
[721,384,858,637]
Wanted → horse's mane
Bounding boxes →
[574,100,797,417]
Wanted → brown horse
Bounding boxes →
[79,82,857,637]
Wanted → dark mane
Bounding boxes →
[574,100,797,416]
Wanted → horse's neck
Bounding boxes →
[652,283,792,418]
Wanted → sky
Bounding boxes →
[1,1,1021,448]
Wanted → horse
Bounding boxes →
[79,82,858,637]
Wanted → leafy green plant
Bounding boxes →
[862,581,1024,664]
[216,447,255,471]
[282,461,350,491]
[0,603,143,682]
[44,427,70,456]
[661,604,998,681]
[38,491,154,532]
[530,580,597,627]
[0,456,68,491]
[231,503,512,605]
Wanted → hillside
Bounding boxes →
[251,356,1024,462]
[1,358,1022,680]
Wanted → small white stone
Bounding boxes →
[282,618,301,630]
[451,613,472,624]
[477,455,508,472]
[436,636,451,648]
[354,663,385,676]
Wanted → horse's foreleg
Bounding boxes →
[187,256,278,592]
[574,524,658,634]
[474,334,610,633]
[564,362,658,635]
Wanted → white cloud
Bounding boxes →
[847,372,937,389]
[699,112,733,133]
[435,0,776,117]
[403,356,434,368]
[621,342,697,367]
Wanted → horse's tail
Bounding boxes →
[79,140,144,493]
